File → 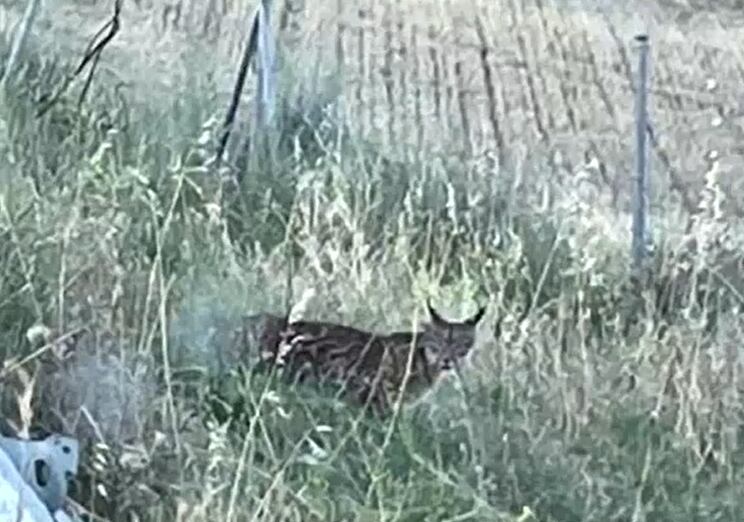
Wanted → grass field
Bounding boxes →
[1,0,744,520]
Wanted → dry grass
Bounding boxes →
[0,0,743,520]
[4,0,743,213]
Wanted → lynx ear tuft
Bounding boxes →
[427,300,447,326]
[465,306,487,326]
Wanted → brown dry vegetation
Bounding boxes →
[9,0,744,212]
[0,0,743,521]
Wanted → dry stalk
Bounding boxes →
[335,0,345,73]
[553,27,579,133]
[411,24,425,158]
[382,5,396,151]
[442,39,455,145]
[474,14,505,167]
[507,0,547,143]
[397,5,409,160]
[355,8,367,136]
[453,60,473,157]
[428,25,443,125]
[581,30,617,120]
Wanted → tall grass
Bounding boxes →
[0,1,743,521]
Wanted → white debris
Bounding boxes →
[0,444,55,522]
[0,434,81,521]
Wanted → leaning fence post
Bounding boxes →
[215,0,278,172]
[256,0,277,130]
[0,0,42,92]
[631,34,652,274]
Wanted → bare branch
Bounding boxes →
[35,0,122,117]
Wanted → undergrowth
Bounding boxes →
[0,19,743,522]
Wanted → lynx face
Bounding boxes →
[232,312,288,365]
[418,302,486,375]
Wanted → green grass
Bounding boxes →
[1,14,744,522]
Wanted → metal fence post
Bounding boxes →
[256,0,277,129]
[631,34,652,272]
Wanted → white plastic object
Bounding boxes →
[0,443,55,522]
[0,433,79,515]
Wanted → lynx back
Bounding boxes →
[270,303,487,415]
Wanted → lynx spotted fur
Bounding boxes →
[241,303,486,415]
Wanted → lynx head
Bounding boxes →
[237,312,288,362]
[420,301,486,373]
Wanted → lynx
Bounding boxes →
[243,303,486,415]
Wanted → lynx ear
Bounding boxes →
[427,300,447,327]
[465,306,487,326]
